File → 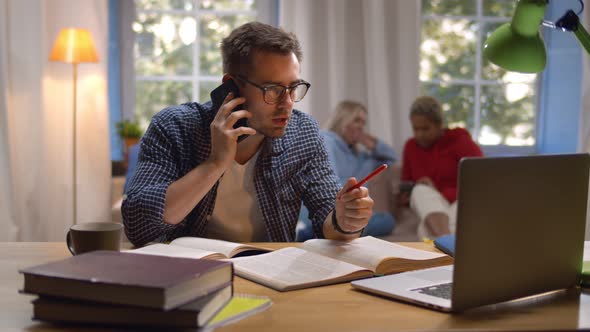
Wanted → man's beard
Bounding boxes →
[251,108,291,138]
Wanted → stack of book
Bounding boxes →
[20,250,234,329]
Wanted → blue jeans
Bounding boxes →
[295,206,395,242]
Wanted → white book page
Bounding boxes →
[584,241,590,261]
[303,236,446,271]
[169,237,247,257]
[126,243,226,260]
[231,247,371,291]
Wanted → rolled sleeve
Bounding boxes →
[122,181,179,246]
[302,134,340,239]
[122,117,185,246]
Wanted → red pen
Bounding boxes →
[340,164,388,198]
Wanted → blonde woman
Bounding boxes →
[297,101,397,240]
[323,101,397,180]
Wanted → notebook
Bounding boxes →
[434,234,455,257]
[352,154,589,312]
[582,241,590,288]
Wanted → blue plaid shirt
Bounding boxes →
[122,102,340,246]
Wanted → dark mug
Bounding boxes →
[66,222,123,256]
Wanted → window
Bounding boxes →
[420,0,538,154]
[133,0,259,129]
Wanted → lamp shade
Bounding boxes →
[49,28,99,64]
[483,0,547,73]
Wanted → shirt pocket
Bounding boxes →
[277,182,298,204]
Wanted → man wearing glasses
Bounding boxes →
[122,22,374,246]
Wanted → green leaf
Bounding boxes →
[115,119,144,139]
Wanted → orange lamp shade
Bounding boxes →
[49,28,99,64]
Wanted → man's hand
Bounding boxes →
[324,178,374,240]
[208,93,256,169]
[164,93,256,225]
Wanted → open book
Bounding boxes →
[231,236,453,291]
[128,237,272,260]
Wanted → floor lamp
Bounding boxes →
[49,28,99,225]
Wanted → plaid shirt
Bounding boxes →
[122,102,340,246]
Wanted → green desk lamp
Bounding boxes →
[483,0,590,73]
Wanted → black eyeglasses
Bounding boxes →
[236,75,311,105]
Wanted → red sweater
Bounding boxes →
[401,128,483,203]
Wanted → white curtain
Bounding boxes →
[0,0,18,241]
[119,0,137,121]
[580,9,590,240]
[0,0,111,241]
[280,0,420,153]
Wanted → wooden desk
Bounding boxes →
[2,242,589,332]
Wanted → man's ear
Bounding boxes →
[223,74,245,90]
[222,74,233,83]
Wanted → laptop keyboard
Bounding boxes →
[411,282,453,299]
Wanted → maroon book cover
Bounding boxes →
[20,250,233,310]
[31,285,233,328]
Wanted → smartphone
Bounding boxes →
[210,79,249,141]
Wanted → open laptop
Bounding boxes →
[352,154,589,312]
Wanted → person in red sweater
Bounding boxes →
[400,96,483,239]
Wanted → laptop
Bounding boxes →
[352,154,589,312]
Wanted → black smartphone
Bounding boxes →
[210,79,249,141]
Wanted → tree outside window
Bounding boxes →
[420,0,538,151]
[133,0,257,129]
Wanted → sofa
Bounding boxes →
[367,163,421,242]
[111,154,421,242]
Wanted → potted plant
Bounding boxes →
[115,119,143,167]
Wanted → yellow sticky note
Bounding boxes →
[207,294,272,327]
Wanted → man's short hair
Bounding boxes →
[221,22,303,76]
[410,96,443,125]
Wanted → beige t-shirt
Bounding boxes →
[205,152,267,242]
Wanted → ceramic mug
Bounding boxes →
[66,222,123,255]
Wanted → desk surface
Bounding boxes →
[2,242,589,332]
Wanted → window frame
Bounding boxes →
[420,1,539,156]
[134,2,259,104]
[110,0,278,161]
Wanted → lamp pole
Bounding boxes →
[555,10,590,55]
[49,28,98,226]
[72,62,78,225]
